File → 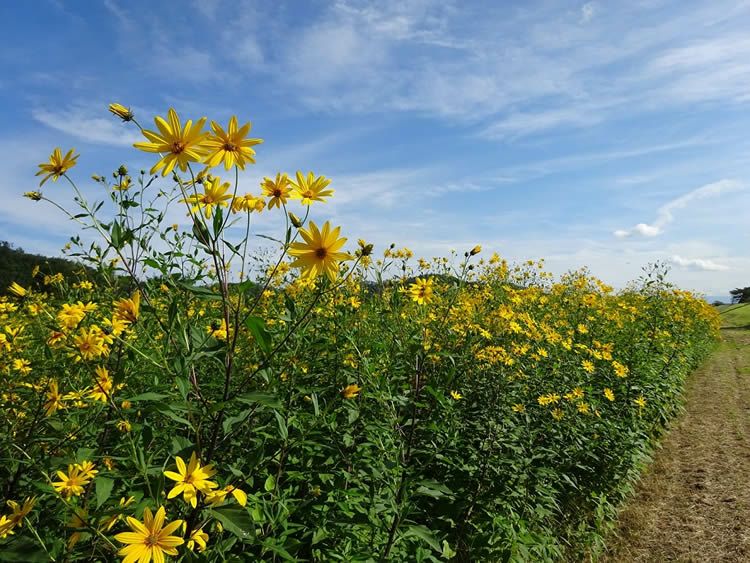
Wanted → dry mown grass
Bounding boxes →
[602,329,750,562]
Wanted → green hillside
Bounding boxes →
[716,303,750,328]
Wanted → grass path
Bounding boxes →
[602,328,750,562]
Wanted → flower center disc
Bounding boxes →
[315,248,327,259]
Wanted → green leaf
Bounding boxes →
[402,525,441,552]
[178,282,222,301]
[274,410,288,440]
[127,392,170,402]
[244,316,271,353]
[264,474,276,492]
[211,506,254,542]
[223,409,252,434]
[236,392,282,410]
[96,476,114,508]
[442,540,457,559]
[0,537,48,561]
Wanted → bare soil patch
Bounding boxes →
[602,329,750,562]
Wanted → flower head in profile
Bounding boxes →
[164,452,218,508]
[261,173,292,209]
[342,384,361,399]
[109,103,134,122]
[113,291,141,324]
[205,485,247,507]
[450,390,462,400]
[231,193,266,214]
[203,116,263,170]
[289,171,333,205]
[181,176,233,218]
[8,282,28,298]
[184,524,209,552]
[36,148,79,186]
[134,108,208,176]
[408,278,434,305]
[44,380,65,416]
[6,497,36,530]
[288,221,350,281]
[114,506,184,563]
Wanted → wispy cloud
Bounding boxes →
[670,255,730,271]
[614,179,745,238]
[32,106,141,146]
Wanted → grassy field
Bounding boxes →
[716,303,750,328]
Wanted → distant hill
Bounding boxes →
[0,241,92,294]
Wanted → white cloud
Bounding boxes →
[670,255,729,271]
[580,2,597,24]
[33,107,141,146]
[614,179,745,238]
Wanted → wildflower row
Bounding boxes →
[1,104,719,561]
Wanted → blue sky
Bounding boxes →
[1,0,749,297]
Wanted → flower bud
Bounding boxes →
[470,245,482,256]
[24,191,42,201]
[288,212,303,228]
[117,165,128,176]
[108,103,134,122]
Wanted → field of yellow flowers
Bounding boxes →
[0,105,720,562]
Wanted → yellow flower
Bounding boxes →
[114,506,184,563]
[288,221,350,282]
[207,319,228,341]
[469,245,482,256]
[52,464,93,498]
[109,103,134,122]
[164,452,218,508]
[66,507,88,550]
[181,176,233,218]
[13,359,31,374]
[134,108,208,176]
[114,292,140,324]
[36,148,79,186]
[203,116,262,170]
[512,403,526,413]
[582,360,595,374]
[44,380,65,416]
[74,326,109,361]
[186,526,209,552]
[537,393,561,406]
[576,402,590,414]
[231,193,266,213]
[89,366,113,403]
[205,485,247,507]
[634,395,647,408]
[117,420,132,433]
[612,361,629,378]
[342,384,361,399]
[261,173,292,209]
[450,390,462,400]
[114,176,131,191]
[289,171,334,205]
[408,278,434,305]
[551,408,564,420]
[603,388,615,402]
[57,301,95,329]
[6,497,36,530]
[7,282,27,298]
